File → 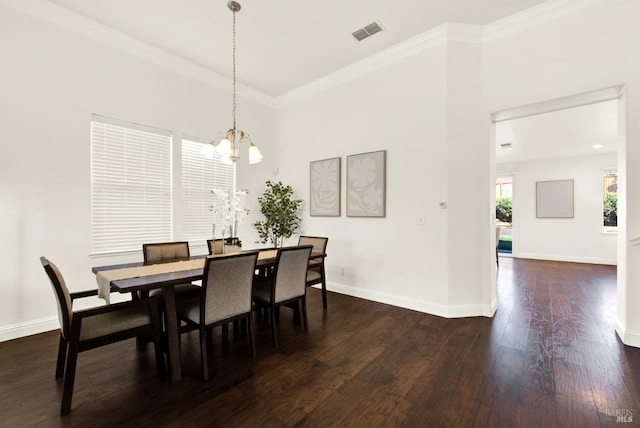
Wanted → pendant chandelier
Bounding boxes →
[203,1,262,165]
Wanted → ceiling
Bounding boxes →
[47,0,548,97]
[495,99,620,164]
[41,1,613,163]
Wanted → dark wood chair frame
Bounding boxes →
[298,236,329,308]
[41,257,165,415]
[253,245,313,348]
[178,252,259,381]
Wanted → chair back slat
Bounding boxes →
[40,257,72,338]
[143,241,190,263]
[298,236,328,254]
[201,252,258,324]
[206,239,225,255]
[273,246,312,303]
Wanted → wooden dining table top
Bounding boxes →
[92,249,325,293]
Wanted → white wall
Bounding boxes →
[274,36,495,317]
[498,153,617,264]
[0,6,274,340]
[275,45,453,315]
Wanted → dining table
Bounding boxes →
[92,248,325,382]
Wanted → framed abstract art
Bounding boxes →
[536,179,574,218]
[310,157,341,216]
[346,150,386,217]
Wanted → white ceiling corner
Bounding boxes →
[2,0,583,100]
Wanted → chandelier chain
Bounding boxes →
[232,9,237,131]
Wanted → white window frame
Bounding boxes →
[90,115,173,255]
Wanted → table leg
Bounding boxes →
[163,285,182,382]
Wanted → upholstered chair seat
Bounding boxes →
[306,270,321,284]
[78,306,153,341]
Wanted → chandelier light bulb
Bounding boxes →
[217,138,233,156]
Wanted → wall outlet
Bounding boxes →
[439,201,447,209]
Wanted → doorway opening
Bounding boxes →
[490,85,625,342]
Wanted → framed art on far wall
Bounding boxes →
[310,157,341,216]
[536,179,574,218]
[347,150,386,217]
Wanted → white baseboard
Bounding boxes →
[0,316,58,342]
[326,282,495,319]
[616,319,640,348]
[518,252,617,266]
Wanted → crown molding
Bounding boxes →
[275,24,446,107]
[0,0,275,108]
[276,0,608,107]
[1,0,610,109]
[276,23,484,108]
[483,0,609,42]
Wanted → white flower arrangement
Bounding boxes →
[211,188,249,244]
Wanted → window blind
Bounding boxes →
[91,115,172,254]
[181,138,235,245]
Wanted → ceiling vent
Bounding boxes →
[352,21,383,42]
[500,142,513,149]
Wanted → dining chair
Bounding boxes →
[40,257,165,415]
[298,236,329,308]
[206,239,225,255]
[176,252,259,381]
[253,245,313,348]
[142,241,201,302]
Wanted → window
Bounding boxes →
[603,169,617,232]
[181,138,235,245]
[496,178,513,198]
[91,115,172,254]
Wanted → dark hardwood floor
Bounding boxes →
[2,258,640,427]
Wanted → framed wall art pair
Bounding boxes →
[309,150,386,218]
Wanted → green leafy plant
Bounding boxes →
[254,181,303,247]
[603,193,617,226]
[496,197,512,224]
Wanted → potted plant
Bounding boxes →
[254,181,303,247]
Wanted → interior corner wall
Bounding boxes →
[483,0,640,346]
[0,6,275,340]
[498,153,617,265]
